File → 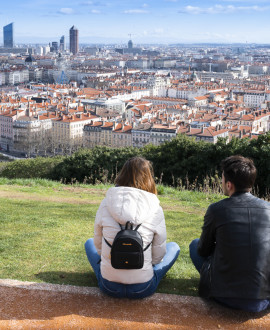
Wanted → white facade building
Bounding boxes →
[243,92,265,107]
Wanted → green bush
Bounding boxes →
[0,132,269,197]
[51,146,139,184]
[0,157,63,179]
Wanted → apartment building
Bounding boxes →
[187,126,229,143]
[13,114,52,156]
[131,123,151,148]
[243,91,265,107]
[4,69,29,85]
[83,121,114,148]
[112,123,132,148]
[141,96,187,106]
[149,124,177,146]
[225,110,270,134]
[83,121,103,148]
[0,108,25,151]
[52,112,99,154]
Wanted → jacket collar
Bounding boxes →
[230,191,252,198]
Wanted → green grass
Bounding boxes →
[0,178,223,296]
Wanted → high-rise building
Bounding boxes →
[69,26,79,55]
[51,41,58,52]
[3,23,14,48]
[128,39,133,49]
[60,35,65,52]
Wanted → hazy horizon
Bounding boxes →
[1,0,270,45]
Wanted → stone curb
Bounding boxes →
[1,279,270,329]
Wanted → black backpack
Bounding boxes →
[104,221,151,269]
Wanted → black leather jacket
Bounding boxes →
[198,192,270,299]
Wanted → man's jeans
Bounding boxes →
[85,238,180,299]
[189,238,270,312]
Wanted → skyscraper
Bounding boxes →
[51,41,58,52]
[69,26,79,55]
[60,35,65,52]
[128,39,133,49]
[3,23,14,48]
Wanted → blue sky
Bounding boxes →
[2,0,270,45]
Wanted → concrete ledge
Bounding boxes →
[1,279,270,329]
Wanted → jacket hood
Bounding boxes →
[105,186,160,226]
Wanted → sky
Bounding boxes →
[1,0,270,45]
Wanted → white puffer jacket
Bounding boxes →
[94,186,167,284]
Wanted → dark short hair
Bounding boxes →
[115,157,157,195]
[221,155,257,192]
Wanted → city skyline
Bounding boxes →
[1,0,270,45]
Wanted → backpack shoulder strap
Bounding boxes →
[134,223,151,251]
[103,237,112,248]
[144,242,151,251]
[103,222,123,248]
[134,224,141,231]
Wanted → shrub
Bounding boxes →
[0,157,63,179]
[0,132,269,198]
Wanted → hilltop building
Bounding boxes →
[115,39,142,55]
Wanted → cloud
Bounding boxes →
[58,8,75,15]
[90,9,101,14]
[142,28,165,37]
[81,1,94,4]
[123,9,149,14]
[221,0,268,2]
[80,1,106,6]
[194,32,238,40]
[142,3,148,8]
[178,4,270,14]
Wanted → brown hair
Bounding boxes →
[221,155,257,192]
[115,157,157,195]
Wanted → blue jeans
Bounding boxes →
[189,238,270,312]
[85,238,180,299]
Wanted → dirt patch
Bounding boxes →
[0,190,101,205]
[60,186,107,195]
[161,204,205,215]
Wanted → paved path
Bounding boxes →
[1,279,270,329]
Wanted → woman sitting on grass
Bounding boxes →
[85,156,180,299]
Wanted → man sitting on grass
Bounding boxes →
[190,155,270,312]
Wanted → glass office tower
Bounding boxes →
[3,23,14,48]
[69,26,79,55]
[60,35,66,52]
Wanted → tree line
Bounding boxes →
[1,133,269,197]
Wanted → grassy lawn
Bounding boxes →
[0,178,223,296]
